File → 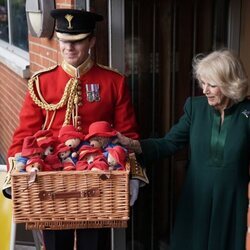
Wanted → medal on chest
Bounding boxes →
[85,84,100,102]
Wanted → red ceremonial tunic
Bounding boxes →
[7,58,139,165]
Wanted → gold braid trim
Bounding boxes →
[28,76,74,111]
[63,78,79,125]
[28,75,80,127]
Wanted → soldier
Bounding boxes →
[4,8,148,250]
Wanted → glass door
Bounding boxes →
[76,0,236,249]
[124,0,232,249]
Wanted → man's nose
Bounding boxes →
[65,42,74,49]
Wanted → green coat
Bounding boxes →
[141,96,250,250]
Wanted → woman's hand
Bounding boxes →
[115,132,142,154]
[115,132,131,146]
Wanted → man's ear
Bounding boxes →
[89,36,96,49]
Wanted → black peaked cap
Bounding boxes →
[50,9,103,34]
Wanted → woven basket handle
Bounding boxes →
[39,187,100,201]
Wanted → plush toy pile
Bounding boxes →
[15,121,128,173]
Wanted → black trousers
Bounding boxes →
[43,229,98,250]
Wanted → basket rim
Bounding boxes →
[11,169,130,177]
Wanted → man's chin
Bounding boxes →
[65,59,78,67]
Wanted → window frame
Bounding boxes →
[0,0,29,78]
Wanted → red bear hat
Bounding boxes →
[33,129,58,148]
[22,136,43,157]
[44,153,62,171]
[78,145,102,161]
[106,146,127,167]
[58,125,84,143]
[56,143,71,154]
[26,157,45,171]
[85,121,117,140]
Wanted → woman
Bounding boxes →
[118,49,250,250]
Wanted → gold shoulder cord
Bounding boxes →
[63,77,79,126]
[28,76,72,111]
[28,76,80,129]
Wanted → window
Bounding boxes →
[0,0,28,52]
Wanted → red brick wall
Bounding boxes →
[29,36,59,74]
[0,0,74,163]
[0,65,27,161]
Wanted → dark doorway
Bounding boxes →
[124,0,230,249]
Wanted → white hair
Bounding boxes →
[193,49,248,102]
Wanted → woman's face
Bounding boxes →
[201,77,230,111]
[59,36,96,67]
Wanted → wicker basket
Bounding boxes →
[11,167,130,230]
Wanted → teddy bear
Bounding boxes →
[76,145,109,171]
[25,157,45,173]
[106,145,127,170]
[84,121,118,157]
[56,143,76,171]
[43,153,63,171]
[58,125,86,163]
[15,136,44,172]
[25,156,46,186]
[33,129,59,159]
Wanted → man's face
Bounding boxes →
[59,36,96,67]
